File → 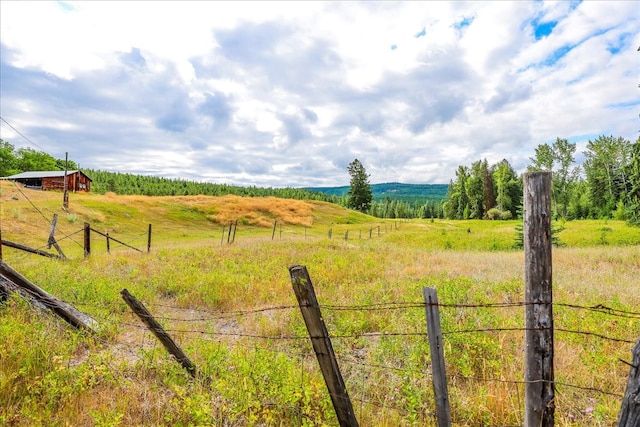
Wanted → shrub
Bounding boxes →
[486,208,512,220]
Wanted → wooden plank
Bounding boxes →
[423,287,452,427]
[0,260,98,332]
[120,288,197,378]
[289,265,359,427]
[618,336,640,426]
[523,172,555,427]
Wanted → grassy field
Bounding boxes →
[1,180,639,426]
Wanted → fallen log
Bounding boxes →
[0,260,97,332]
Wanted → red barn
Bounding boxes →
[4,170,92,192]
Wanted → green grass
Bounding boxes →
[1,182,639,426]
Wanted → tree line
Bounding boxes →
[1,140,443,218]
[4,136,638,225]
[0,139,338,203]
[442,135,640,225]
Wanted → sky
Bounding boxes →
[0,1,638,187]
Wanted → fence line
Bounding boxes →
[7,281,630,423]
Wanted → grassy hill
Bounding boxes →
[1,179,639,426]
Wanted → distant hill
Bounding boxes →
[304,182,448,203]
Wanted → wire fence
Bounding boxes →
[26,289,634,425]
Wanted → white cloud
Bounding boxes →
[0,0,637,187]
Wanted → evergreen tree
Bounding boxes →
[626,138,640,225]
[346,159,373,212]
[467,160,485,219]
[492,159,520,218]
[481,159,496,217]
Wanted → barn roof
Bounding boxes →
[4,170,92,181]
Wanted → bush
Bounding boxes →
[486,208,512,220]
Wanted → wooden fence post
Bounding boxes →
[83,222,91,257]
[344,230,349,241]
[232,220,238,244]
[106,233,111,253]
[272,221,277,240]
[524,172,554,427]
[46,214,66,259]
[328,228,332,239]
[618,336,640,426]
[147,224,152,252]
[0,228,3,260]
[120,288,197,378]
[221,223,226,246]
[289,265,359,427]
[423,287,452,427]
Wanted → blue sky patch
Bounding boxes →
[607,32,631,55]
[533,20,557,40]
[454,16,474,31]
[415,28,426,38]
[542,44,572,66]
[391,44,397,50]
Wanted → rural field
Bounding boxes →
[1,180,639,426]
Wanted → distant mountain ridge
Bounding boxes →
[304,182,448,203]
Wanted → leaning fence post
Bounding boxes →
[272,221,277,240]
[524,172,554,427]
[147,224,152,252]
[423,287,452,427]
[289,265,359,427]
[618,336,640,426]
[120,288,197,378]
[106,233,111,254]
[83,222,91,257]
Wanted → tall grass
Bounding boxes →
[1,181,639,425]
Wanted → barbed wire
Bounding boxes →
[11,181,52,225]
[2,281,632,425]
